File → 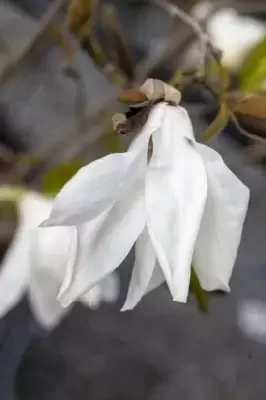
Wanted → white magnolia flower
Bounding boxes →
[42,101,249,311]
[0,191,119,329]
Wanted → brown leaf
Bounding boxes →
[233,113,266,138]
[118,89,148,104]
[226,92,266,120]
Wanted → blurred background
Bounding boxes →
[2,0,266,399]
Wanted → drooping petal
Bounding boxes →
[58,177,146,307]
[0,230,30,318]
[144,263,165,294]
[80,285,103,309]
[193,144,250,291]
[42,103,166,227]
[99,272,120,303]
[121,227,157,311]
[29,225,76,328]
[145,106,207,302]
[29,263,68,329]
[80,272,120,308]
[0,192,52,319]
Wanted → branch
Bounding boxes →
[0,0,67,86]
[151,0,209,71]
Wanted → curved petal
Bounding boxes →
[100,272,120,303]
[80,285,102,309]
[145,263,165,294]
[29,264,68,329]
[42,103,166,228]
[0,229,30,318]
[80,272,120,308]
[20,192,53,227]
[29,225,76,328]
[145,106,207,302]
[121,227,157,311]
[193,144,250,291]
[0,191,51,319]
[58,177,146,307]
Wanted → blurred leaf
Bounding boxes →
[240,36,266,91]
[218,62,230,100]
[189,267,208,313]
[169,69,182,86]
[233,113,266,138]
[205,57,230,97]
[226,92,266,119]
[42,162,83,196]
[203,103,229,140]
[81,34,107,66]
[0,185,25,203]
[106,130,123,153]
[0,145,16,182]
[0,201,18,258]
[67,0,94,36]
[101,4,134,80]
[226,92,266,138]
[47,24,75,64]
[169,68,198,88]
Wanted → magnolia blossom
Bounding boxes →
[42,101,249,311]
[0,191,119,329]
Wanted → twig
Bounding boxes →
[151,0,209,72]
[0,0,67,86]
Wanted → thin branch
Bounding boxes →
[152,0,209,71]
[0,0,67,86]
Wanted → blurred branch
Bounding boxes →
[0,0,67,86]
[0,35,11,60]
[151,0,209,71]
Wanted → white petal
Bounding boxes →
[29,264,68,329]
[145,263,165,294]
[146,106,207,302]
[29,225,76,328]
[193,144,250,291]
[80,273,120,308]
[121,227,157,311]
[58,178,146,307]
[0,191,52,318]
[19,192,53,227]
[100,272,120,303]
[0,230,30,318]
[80,285,102,309]
[42,104,166,228]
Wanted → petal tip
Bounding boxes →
[173,295,187,303]
[39,219,49,228]
[120,304,131,312]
